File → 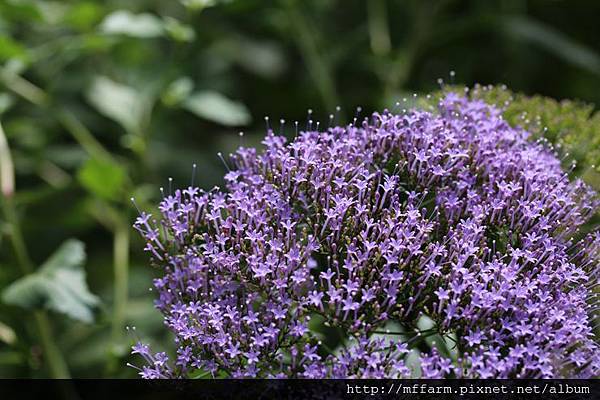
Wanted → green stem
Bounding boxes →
[284,0,340,112]
[111,223,129,345]
[1,196,71,378]
[0,67,49,106]
[1,198,33,274]
[33,312,70,378]
[57,109,114,162]
[367,0,391,56]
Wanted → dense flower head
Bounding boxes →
[133,94,600,378]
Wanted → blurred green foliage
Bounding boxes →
[0,0,600,378]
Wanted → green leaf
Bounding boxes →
[77,157,126,201]
[161,77,194,106]
[0,36,28,62]
[182,90,251,126]
[64,2,104,31]
[0,1,42,22]
[86,76,145,134]
[2,239,99,323]
[0,321,16,345]
[99,10,164,38]
[163,17,195,42]
[212,38,286,78]
[180,0,222,11]
[36,1,69,25]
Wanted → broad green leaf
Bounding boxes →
[77,157,126,201]
[2,239,100,323]
[183,90,251,126]
[86,76,144,134]
[99,10,164,38]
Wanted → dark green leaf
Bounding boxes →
[77,157,126,201]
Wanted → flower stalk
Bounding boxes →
[0,121,70,378]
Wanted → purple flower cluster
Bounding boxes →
[133,94,600,378]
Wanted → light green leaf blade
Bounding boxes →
[43,268,99,322]
[99,10,164,38]
[2,239,100,323]
[0,321,16,345]
[183,90,251,126]
[77,157,126,201]
[40,238,85,272]
[2,275,47,310]
[86,76,144,134]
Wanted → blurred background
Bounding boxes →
[1,0,600,378]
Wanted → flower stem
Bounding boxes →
[284,0,340,113]
[1,196,71,378]
[112,223,130,346]
[0,123,70,378]
[57,109,114,162]
[33,312,70,378]
[367,0,391,56]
